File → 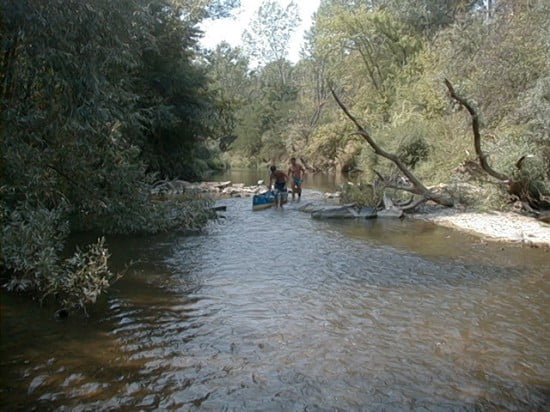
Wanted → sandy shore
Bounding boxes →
[411,207,550,248]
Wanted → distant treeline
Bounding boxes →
[210,0,549,208]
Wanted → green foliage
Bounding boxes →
[305,122,354,168]
[0,200,117,313]
[233,107,265,157]
[1,201,68,292]
[0,0,231,311]
[134,2,220,179]
[396,134,431,169]
[203,42,251,143]
[45,238,116,314]
[340,182,383,208]
[380,0,481,34]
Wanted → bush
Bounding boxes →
[0,201,118,314]
[1,201,68,293]
[44,238,118,315]
[396,134,431,169]
[340,181,383,208]
[1,194,213,314]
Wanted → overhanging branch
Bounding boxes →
[444,79,510,182]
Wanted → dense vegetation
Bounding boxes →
[210,0,549,208]
[0,0,238,312]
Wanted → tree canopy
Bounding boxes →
[210,0,549,205]
[0,0,238,311]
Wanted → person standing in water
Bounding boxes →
[269,165,288,208]
[287,157,306,200]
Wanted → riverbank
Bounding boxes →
[151,178,550,248]
[411,206,550,248]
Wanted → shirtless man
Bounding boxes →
[287,157,306,200]
[269,165,288,208]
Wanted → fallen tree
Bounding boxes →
[444,79,549,213]
[330,87,454,209]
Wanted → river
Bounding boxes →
[1,170,549,410]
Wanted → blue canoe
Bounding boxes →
[252,190,288,210]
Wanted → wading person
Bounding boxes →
[269,165,288,208]
[287,157,306,201]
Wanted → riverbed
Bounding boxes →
[1,172,549,410]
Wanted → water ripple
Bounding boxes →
[1,194,548,410]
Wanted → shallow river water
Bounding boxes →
[1,171,549,410]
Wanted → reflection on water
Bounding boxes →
[1,183,549,409]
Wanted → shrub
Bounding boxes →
[396,134,431,169]
[1,201,67,293]
[1,190,213,314]
[44,238,118,315]
[340,181,383,208]
[0,201,118,314]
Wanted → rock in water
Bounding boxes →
[377,207,404,218]
[311,206,377,219]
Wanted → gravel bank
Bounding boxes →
[412,208,550,248]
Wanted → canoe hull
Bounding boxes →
[252,191,288,210]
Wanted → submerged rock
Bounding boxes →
[377,207,404,219]
[311,205,377,219]
[298,202,323,213]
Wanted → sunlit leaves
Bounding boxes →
[241,0,300,67]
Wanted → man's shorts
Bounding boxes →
[293,177,302,185]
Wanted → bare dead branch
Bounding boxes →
[331,87,453,207]
[400,197,428,212]
[444,79,510,182]
[395,195,415,207]
[373,170,416,193]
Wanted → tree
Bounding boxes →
[241,0,300,85]
[133,1,218,179]
[203,42,251,150]
[331,86,454,208]
[311,3,423,122]
[0,0,223,312]
[445,80,549,211]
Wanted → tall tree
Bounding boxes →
[241,0,300,85]
[0,0,238,310]
[203,42,251,150]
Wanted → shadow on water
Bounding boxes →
[1,172,549,410]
